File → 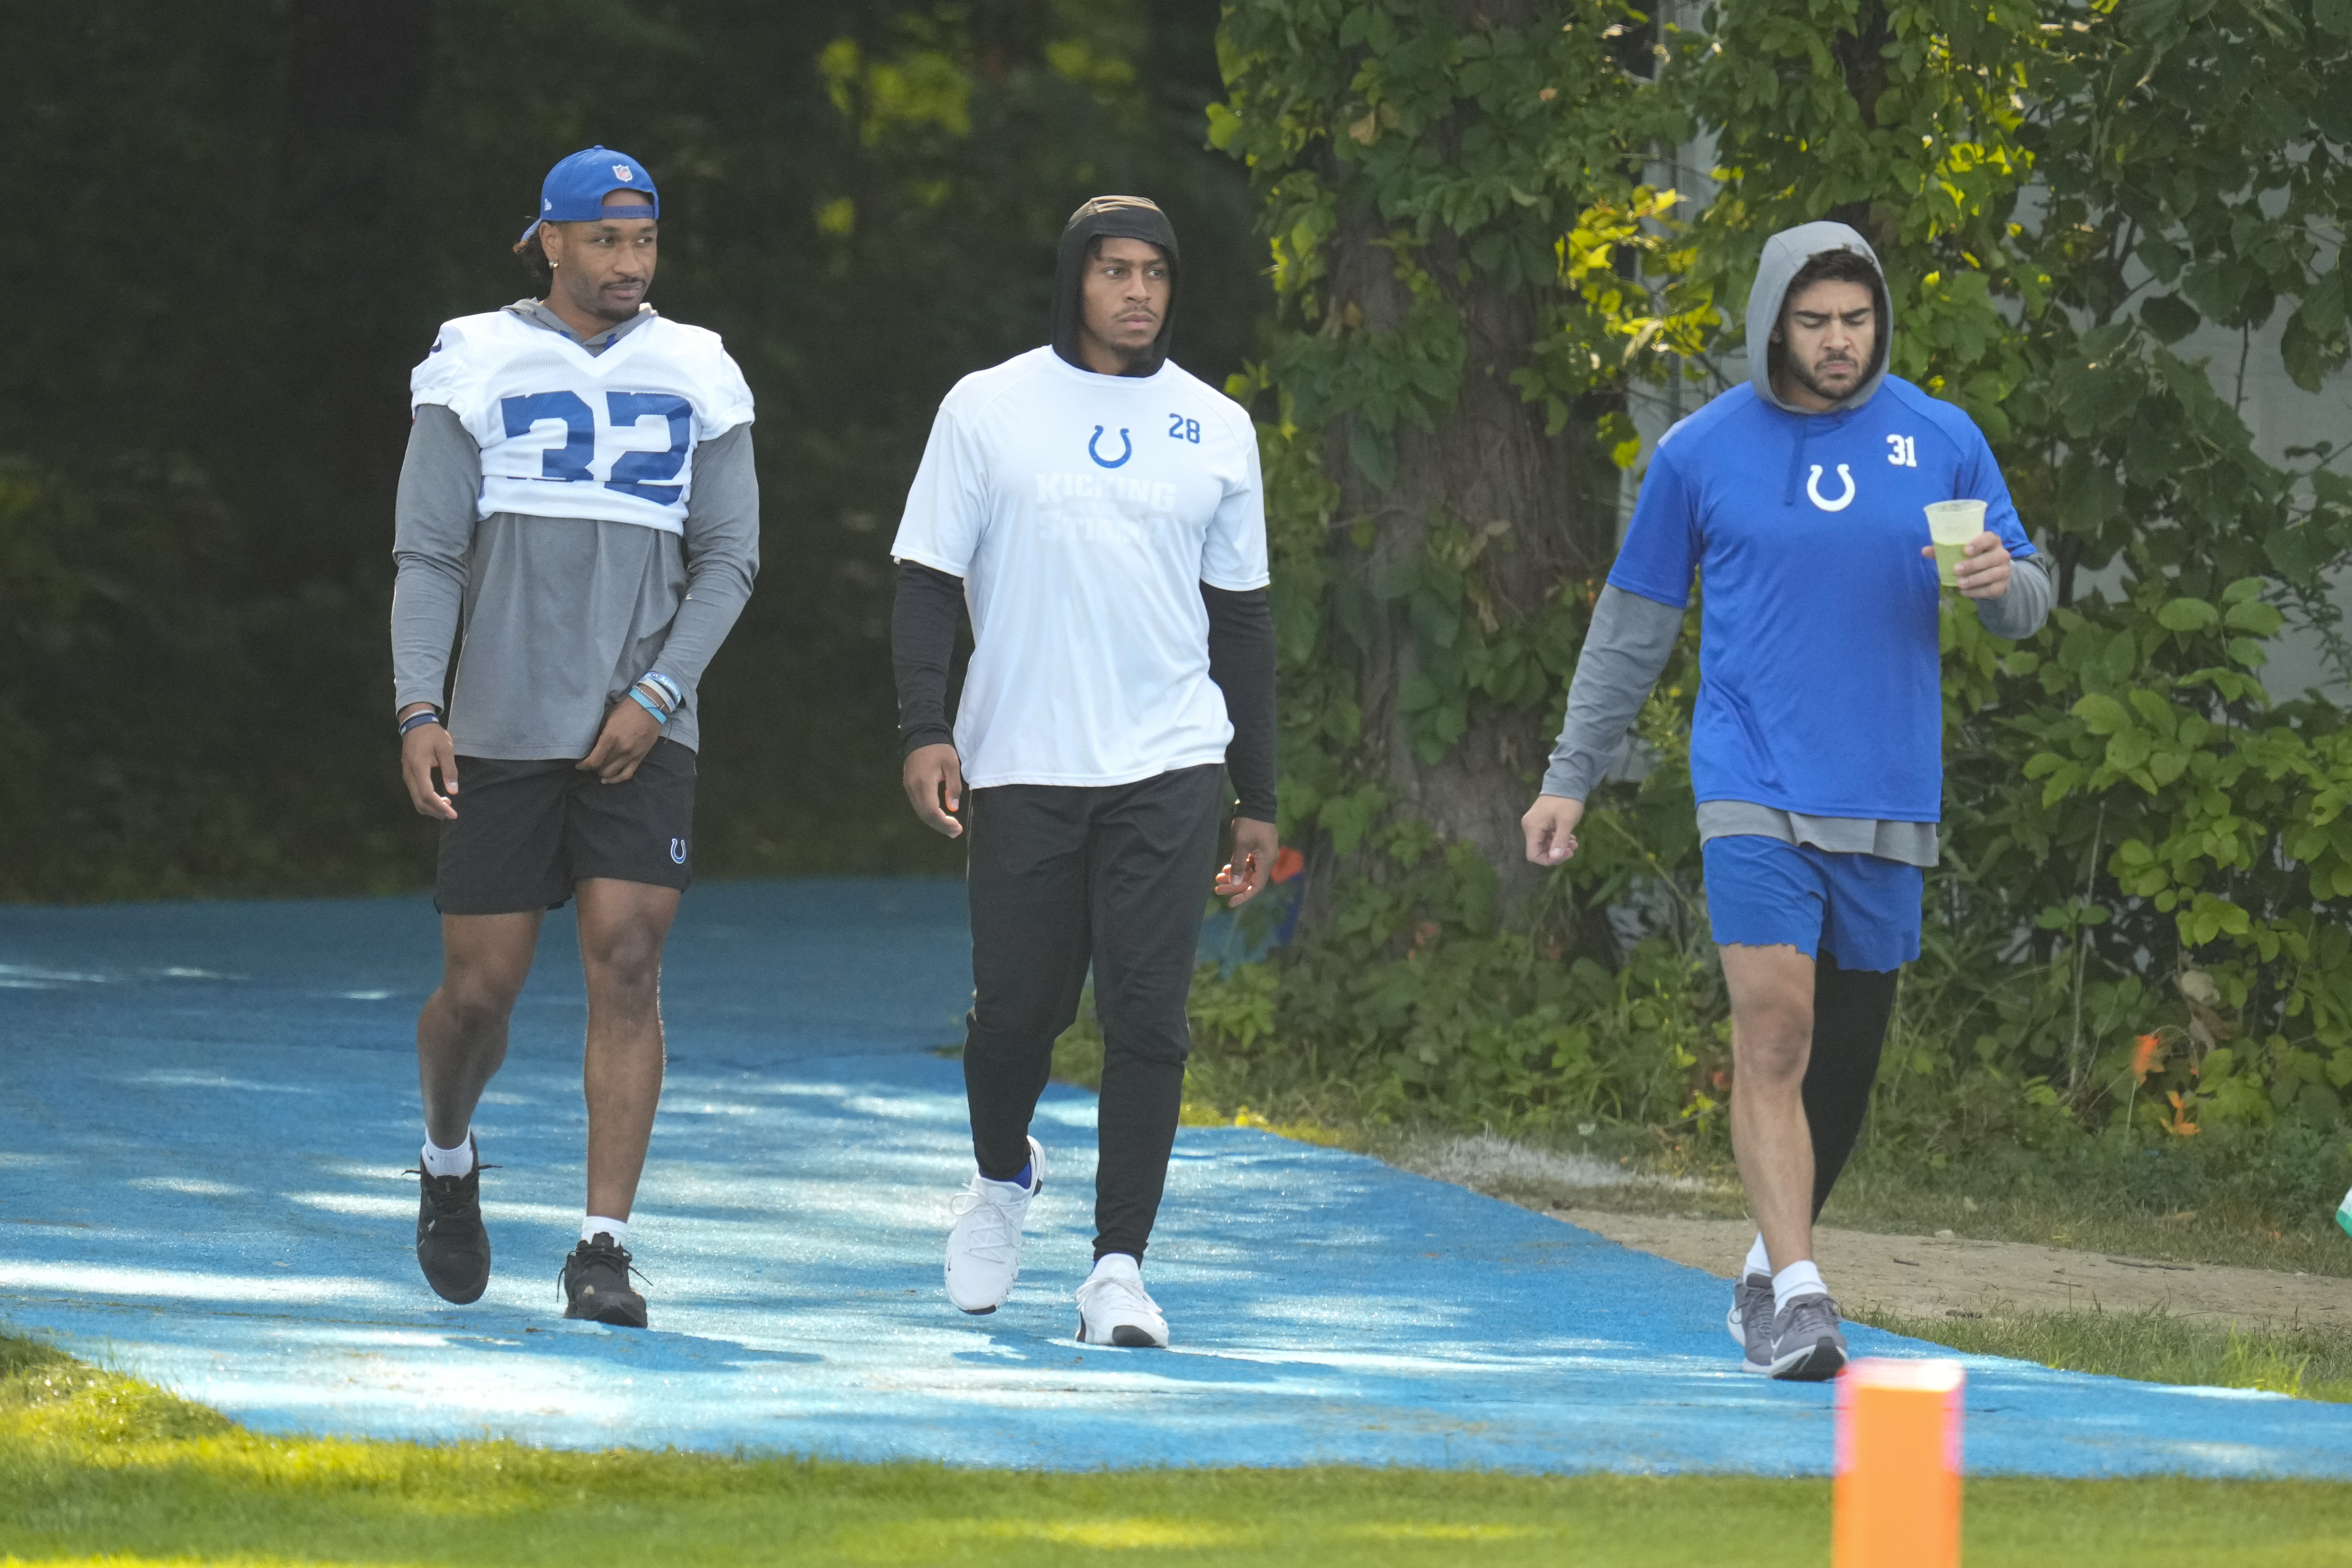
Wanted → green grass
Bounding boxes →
[1848,1306,2352,1402]
[1819,1161,2352,1279]
[4,1335,2352,1567]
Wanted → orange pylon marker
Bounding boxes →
[1832,1358,1966,1568]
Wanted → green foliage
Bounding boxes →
[1877,0,2352,1147]
[1215,0,1702,466]
[1204,855,1723,1132]
[1686,0,2044,435]
[1212,0,2352,1174]
[1181,602,1730,1137]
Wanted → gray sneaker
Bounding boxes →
[1726,1271,1774,1373]
[1769,1293,1848,1381]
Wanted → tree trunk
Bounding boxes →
[1297,8,1627,937]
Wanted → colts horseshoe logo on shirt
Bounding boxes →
[1087,426,1134,469]
[1806,463,1856,512]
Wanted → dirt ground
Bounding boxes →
[1389,1132,2346,1328]
[1551,1206,2350,1328]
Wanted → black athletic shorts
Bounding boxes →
[433,739,695,915]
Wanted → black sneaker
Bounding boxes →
[409,1138,490,1305]
[560,1233,648,1327]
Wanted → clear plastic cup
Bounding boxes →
[1926,500,1988,588]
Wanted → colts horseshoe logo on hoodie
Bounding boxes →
[1806,463,1856,511]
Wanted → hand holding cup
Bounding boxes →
[1922,500,2011,600]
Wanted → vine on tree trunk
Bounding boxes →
[1214,0,1708,941]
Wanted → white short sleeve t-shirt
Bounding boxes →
[890,345,1270,790]
[410,310,756,536]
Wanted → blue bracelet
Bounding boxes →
[628,687,671,725]
[643,672,684,710]
[398,710,442,737]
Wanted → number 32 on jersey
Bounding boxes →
[501,389,692,504]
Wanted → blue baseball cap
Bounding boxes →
[517,146,659,245]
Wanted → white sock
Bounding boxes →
[420,1134,474,1179]
[1088,1252,1142,1283]
[1742,1234,1771,1279]
[1772,1260,1828,1313]
[582,1215,630,1247]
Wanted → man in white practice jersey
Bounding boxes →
[391,146,758,1328]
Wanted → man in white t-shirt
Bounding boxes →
[889,195,1277,1347]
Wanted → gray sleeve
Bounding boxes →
[648,424,760,697]
[389,405,481,714]
[1539,585,1684,800]
[1974,552,2052,641]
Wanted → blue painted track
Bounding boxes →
[3,880,2349,1475]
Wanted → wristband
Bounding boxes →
[628,687,671,725]
[398,710,442,737]
[642,672,684,711]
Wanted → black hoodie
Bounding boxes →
[1051,195,1181,377]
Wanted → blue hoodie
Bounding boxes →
[1605,222,2036,822]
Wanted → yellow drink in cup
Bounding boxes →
[1926,500,1987,588]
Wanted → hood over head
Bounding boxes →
[1053,195,1181,377]
[1745,220,1890,414]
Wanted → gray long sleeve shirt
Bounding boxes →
[389,302,759,759]
[1539,558,2052,867]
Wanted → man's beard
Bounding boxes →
[1085,321,1158,370]
[1791,352,1865,404]
[568,277,641,325]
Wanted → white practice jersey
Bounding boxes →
[409,310,755,535]
[890,344,1268,790]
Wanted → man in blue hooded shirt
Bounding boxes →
[1519,222,2051,1380]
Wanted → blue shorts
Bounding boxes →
[1700,835,1921,973]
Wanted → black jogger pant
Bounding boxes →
[1803,954,1901,1218]
[961,763,1225,1263]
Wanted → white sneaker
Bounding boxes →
[944,1136,1044,1315]
[1074,1252,1169,1348]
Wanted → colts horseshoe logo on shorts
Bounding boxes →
[1087,425,1133,469]
[1806,463,1857,512]
[669,838,688,865]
